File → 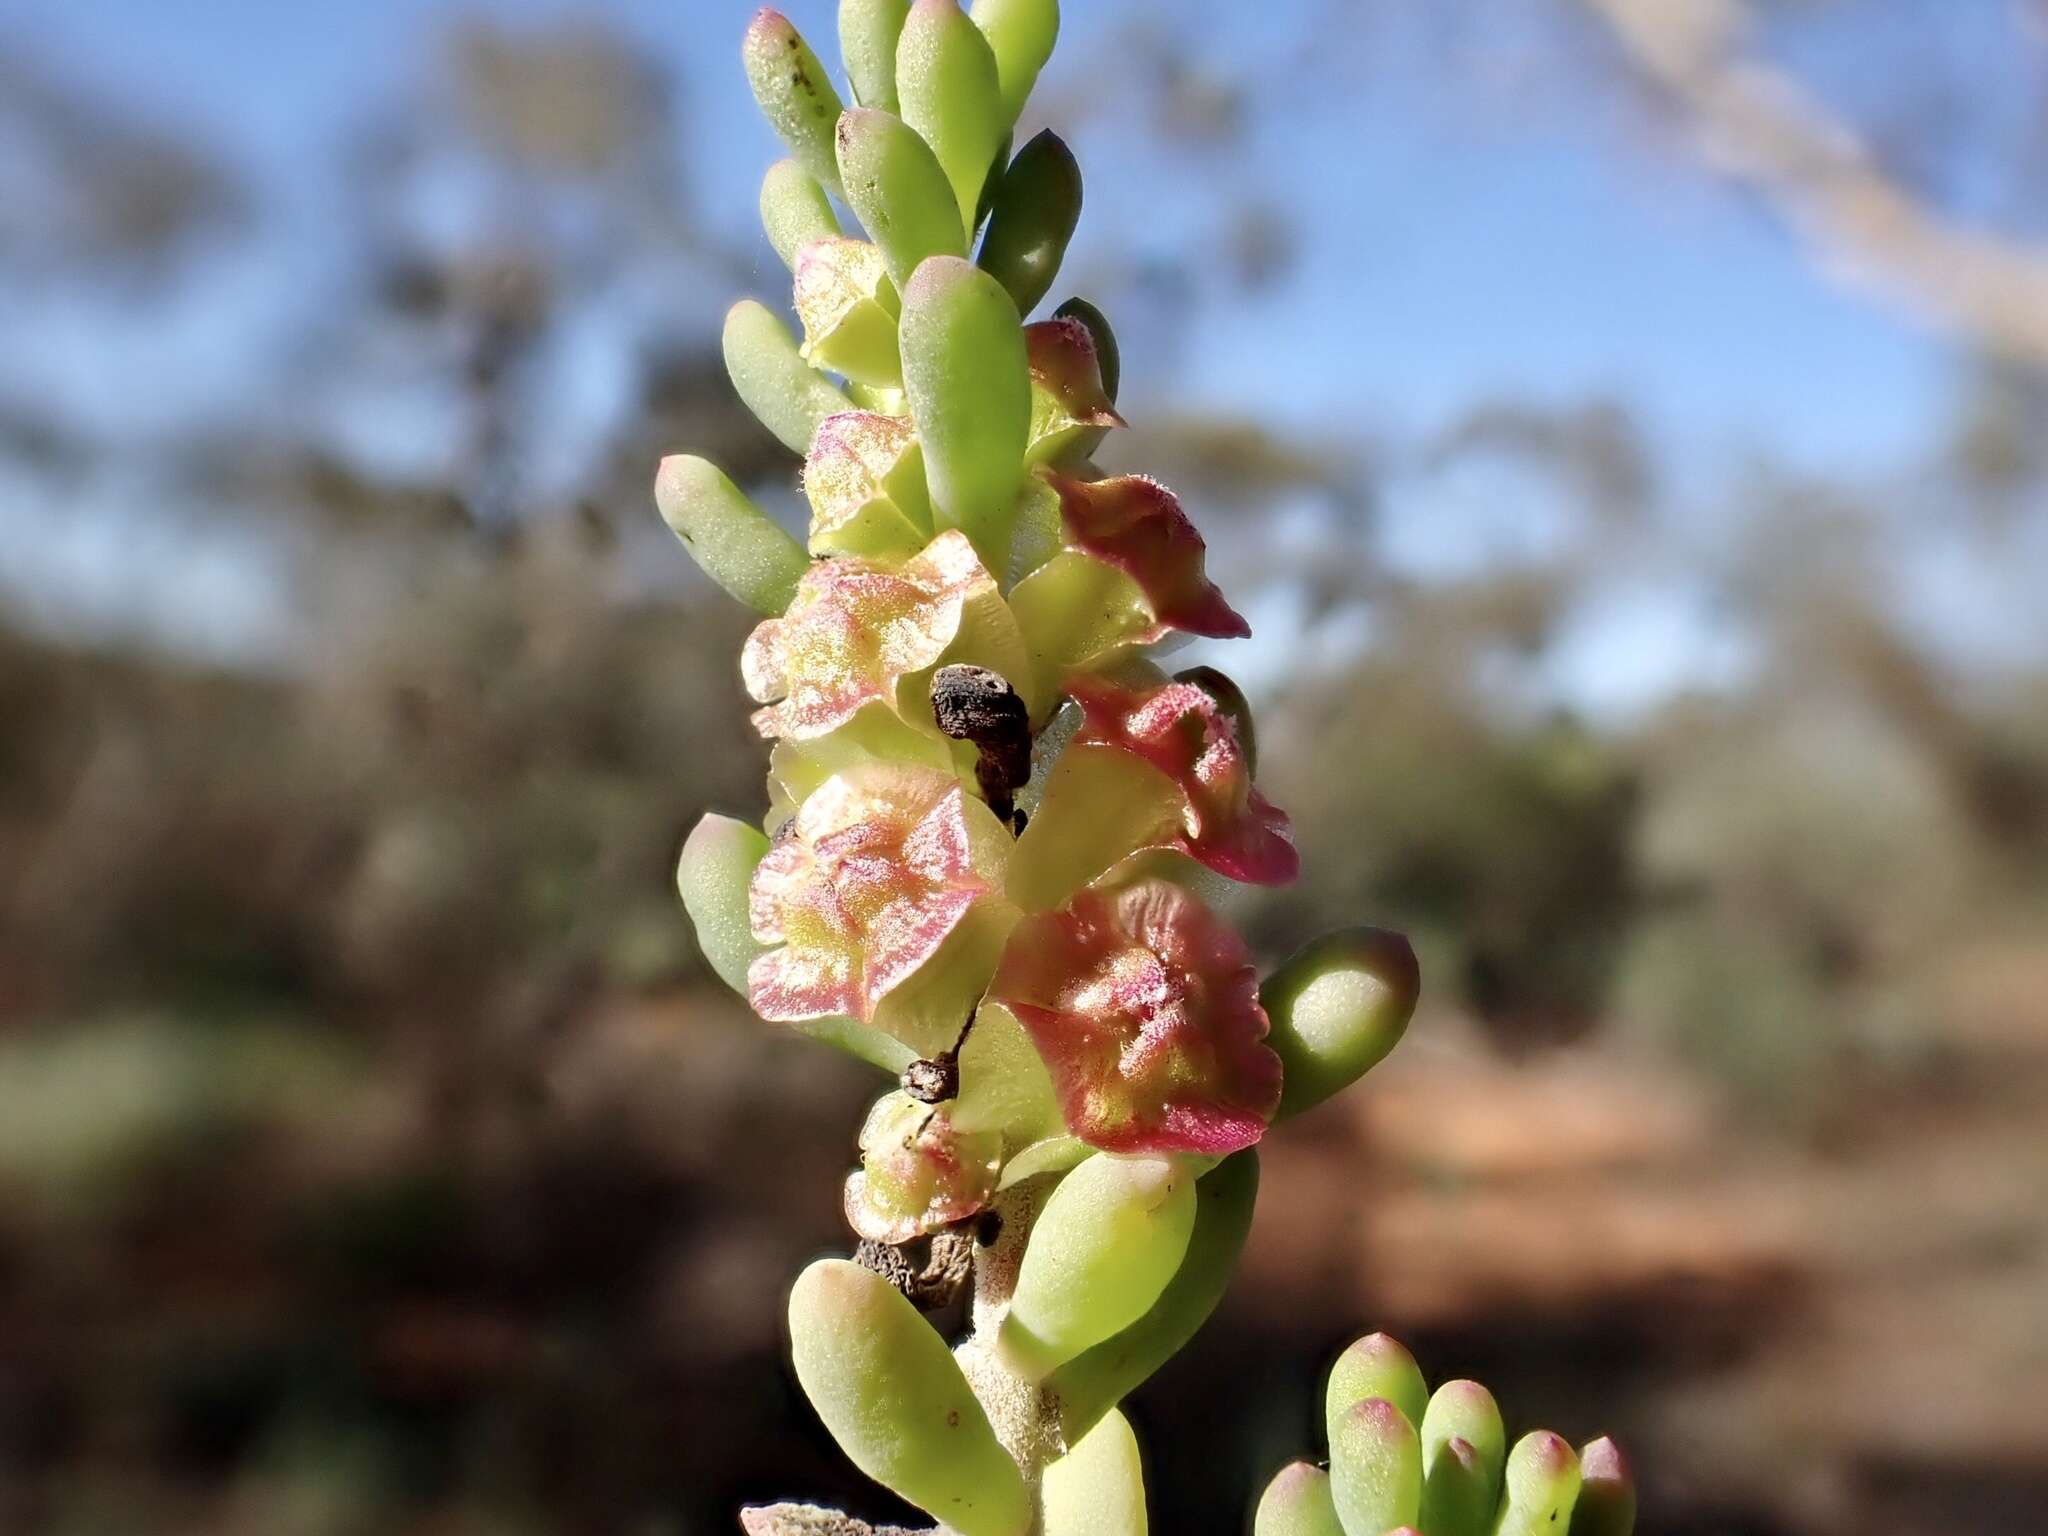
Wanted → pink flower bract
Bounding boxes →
[1043,471,1250,641]
[749,765,996,1025]
[1068,676,1299,886]
[742,531,995,740]
[988,880,1282,1154]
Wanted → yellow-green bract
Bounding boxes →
[788,1260,1032,1536]
[998,1153,1196,1381]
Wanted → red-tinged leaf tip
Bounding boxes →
[1067,675,1298,885]
[988,878,1282,1154]
[844,1091,1002,1242]
[748,764,996,1024]
[1581,1438,1630,1484]
[742,530,996,739]
[1043,470,1250,640]
[1026,318,1126,430]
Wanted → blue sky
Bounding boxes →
[0,0,2021,707]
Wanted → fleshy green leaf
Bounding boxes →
[900,256,1031,568]
[1051,1148,1258,1440]
[760,158,842,272]
[1326,1334,1428,1447]
[1493,1433,1582,1536]
[998,1151,1197,1381]
[1042,1407,1147,1536]
[1264,928,1419,1121]
[654,455,810,614]
[1253,1462,1345,1536]
[836,108,967,289]
[1420,1381,1507,1536]
[677,813,773,996]
[979,130,1083,316]
[1329,1397,1422,1536]
[724,299,855,455]
[743,10,846,197]
[970,0,1059,127]
[1567,1438,1636,1536]
[787,1259,1031,1536]
[840,0,911,110]
[896,0,1007,231]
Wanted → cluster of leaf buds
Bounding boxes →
[1256,1333,1637,1536]
[659,5,1615,1533]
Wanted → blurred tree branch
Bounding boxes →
[1584,0,2048,372]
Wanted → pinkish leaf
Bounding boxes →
[802,411,933,559]
[1067,676,1298,886]
[988,880,1282,1154]
[742,531,998,740]
[1043,471,1250,642]
[843,1091,1003,1243]
[748,764,1004,1028]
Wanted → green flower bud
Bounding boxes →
[787,1260,1031,1536]
[998,1152,1197,1382]
[1567,1438,1635,1536]
[897,0,1007,231]
[1253,1461,1345,1536]
[760,158,841,272]
[979,130,1083,316]
[1493,1432,1582,1536]
[1329,1397,1423,1536]
[654,455,810,614]
[836,107,968,289]
[899,256,1030,566]
[1420,1381,1507,1536]
[970,0,1058,128]
[1326,1333,1428,1446]
[841,0,911,110]
[724,299,854,455]
[1042,1407,1147,1536]
[1050,1148,1259,1440]
[743,10,846,197]
[1264,928,1419,1121]
[794,238,904,387]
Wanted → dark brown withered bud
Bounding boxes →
[930,663,1034,826]
[853,1226,976,1311]
[902,1055,960,1104]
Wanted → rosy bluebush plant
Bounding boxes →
[658,5,1636,1533]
